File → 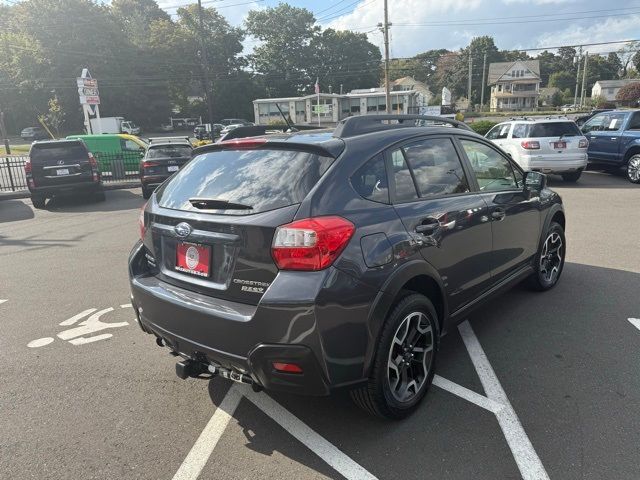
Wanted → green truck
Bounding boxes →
[66,134,147,179]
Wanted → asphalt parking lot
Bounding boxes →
[1,171,639,480]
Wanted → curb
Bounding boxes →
[0,182,140,201]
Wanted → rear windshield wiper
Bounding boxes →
[189,198,253,210]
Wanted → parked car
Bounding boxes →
[219,123,244,136]
[160,124,174,132]
[574,109,613,127]
[580,109,640,183]
[25,139,104,208]
[560,104,577,113]
[21,126,48,141]
[66,134,147,178]
[485,118,588,182]
[139,138,193,199]
[193,124,223,140]
[129,114,566,419]
[219,118,252,126]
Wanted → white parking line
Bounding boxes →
[172,385,243,480]
[458,320,550,480]
[244,389,378,480]
[628,318,640,331]
[433,375,503,414]
[0,299,7,305]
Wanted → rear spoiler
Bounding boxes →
[218,125,324,142]
[147,136,190,144]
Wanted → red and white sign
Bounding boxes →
[176,243,211,277]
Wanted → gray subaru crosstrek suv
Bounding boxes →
[129,115,566,419]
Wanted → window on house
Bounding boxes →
[295,101,305,117]
[367,97,378,112]
[350,98,360,113]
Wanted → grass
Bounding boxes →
[0,144,30,155]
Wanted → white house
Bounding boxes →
[488,60,541,112]
[591,79,640,102]
[252,87,425,126]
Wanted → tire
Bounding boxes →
[94,190,106,202]
[561,171,582,182]
[350,294,438,419]
[529,221,565,291]
[142,186,152,200]
[31,195,46,209]
[626,154,640,184]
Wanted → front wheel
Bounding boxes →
[31,195,46,209]
[626,154,640,184]
[529,221,565,291]
[350,294,438,419]
[561,171,582,182]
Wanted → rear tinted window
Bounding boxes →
[528,122,581,137]
[147,146,192,158]
[156,148,334,215]
[30,143,86,160]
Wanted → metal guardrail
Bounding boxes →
[0,152,141,193]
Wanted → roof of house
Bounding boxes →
[593,79,640,88]
[488,60,540,85]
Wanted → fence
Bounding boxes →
[0,152,142,193]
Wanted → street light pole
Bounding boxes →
[197,0,215,125]
[382,0,391,113]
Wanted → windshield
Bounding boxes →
[528,122,582,138]
[156,148,334,215]
[146,146,192,158]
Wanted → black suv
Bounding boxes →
[25,139,104,208]
[139,140,193,199]
[129,115,566,419]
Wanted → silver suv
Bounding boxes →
[486,118,588,182]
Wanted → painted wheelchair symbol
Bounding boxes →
[27,305,132,348]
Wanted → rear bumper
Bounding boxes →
[518,153,588,173]
[140,174,170,189]
[128,242,376,395]
[29,180,102,195]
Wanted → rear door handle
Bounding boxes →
[491,208,506,221]
[610,137,617,141]
[415,220,440,235]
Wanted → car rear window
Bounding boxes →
[147,146,192,158]
[30,143,87,161]
[156,148,335,215]
[528,122,581,137]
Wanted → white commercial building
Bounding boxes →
[252,86,426,126]
[591,79,640,102]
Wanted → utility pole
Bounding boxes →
[574,46,582,107]
[197,0,214,125]
[480,52,487,112]
[468,53,473,110]
[382,0,391,113]
[0,110,11,155]
[580,52,589,108]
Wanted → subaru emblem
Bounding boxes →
[174,222,192,239]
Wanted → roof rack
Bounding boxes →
[147,136,190,144]
[333,114,472,138]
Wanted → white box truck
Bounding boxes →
[90,117,140,135]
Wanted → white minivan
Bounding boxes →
[485,118,588,182]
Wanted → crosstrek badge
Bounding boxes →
[176,242,211,277]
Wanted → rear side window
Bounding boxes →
[486,124,510,140]
[402,138,469,197]
[390,149,419,203]
[528,122,581,137]
[511,123,527,138]
[147,146,192,158]
[352,154,389,204]
[30,143,86,161]
[156,148,334,215]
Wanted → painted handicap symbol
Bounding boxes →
[27,304,132,348]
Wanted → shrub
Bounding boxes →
[469,120,497,136]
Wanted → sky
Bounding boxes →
[157,0,640,58]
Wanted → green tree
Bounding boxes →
[548,71,575,91]
[551,90,564,107]
[245,4,319,96]
[38,95,65,137]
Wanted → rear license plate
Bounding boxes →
[56,168,70,175]
[175,242,211,277]
[553,141,566,149]
[167,165,179,172]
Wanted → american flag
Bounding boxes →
[314,78,320,94]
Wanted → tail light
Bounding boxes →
[24,158,32,174]
[139,202,147,240]
[220,138,267,149]
[143,161,161,168]
[578,138,589,148]
[88,152,98,169]
[521,141,540,150]
[272,362,303,374]
[272,216,355,271]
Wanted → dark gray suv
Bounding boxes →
[129,115,566,419]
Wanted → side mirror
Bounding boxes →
[525,171,547,191]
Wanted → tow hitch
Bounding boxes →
[175,359,263,392]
